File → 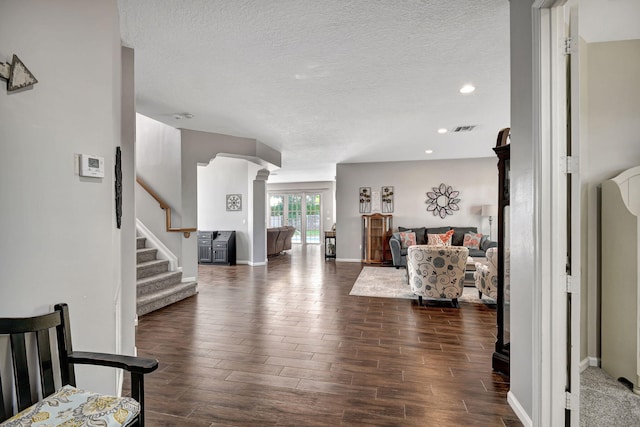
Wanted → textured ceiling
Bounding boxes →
[118,0,510,183]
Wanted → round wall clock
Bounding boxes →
[226,194,242,211]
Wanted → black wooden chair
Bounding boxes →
[0,303,158,426]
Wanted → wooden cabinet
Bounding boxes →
[197,231,236,265]
[361,214,392,264]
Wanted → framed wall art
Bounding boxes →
[381,186,394,213]
[359,187,371,213]
[226,194,242,211]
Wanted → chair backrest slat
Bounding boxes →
[36,329,56,397]
[55,303,75,386]
[10,333,34,412]
[0,369,6,421]
[1,310,64,421]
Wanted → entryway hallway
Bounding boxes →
[132,245,521,425]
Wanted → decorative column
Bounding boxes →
[250,169,270,265]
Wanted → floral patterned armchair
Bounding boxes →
[474,247,498,299]
[474,247,510,301]
[407,245,469,308]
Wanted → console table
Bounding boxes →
[198,230,236,265]
[324,231,336,259]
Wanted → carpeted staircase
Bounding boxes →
[136,236,197,316]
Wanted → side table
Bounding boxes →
[324,231,336,259]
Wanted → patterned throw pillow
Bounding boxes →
[463,232,483,249]
[426,229,454,246]
[399,231,416,248]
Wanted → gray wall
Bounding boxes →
[509,0,536,418]
[181,130,281,274]
[335,158,498,261]
[120,46,137,360]
[0,0,132,395]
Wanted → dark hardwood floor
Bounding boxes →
[133,245,522,426]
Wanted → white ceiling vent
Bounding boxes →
[452,125,476,132]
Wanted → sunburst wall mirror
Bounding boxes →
[426,183,460,218]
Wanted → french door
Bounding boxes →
[269,193,321,245]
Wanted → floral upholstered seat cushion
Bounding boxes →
[1,385,140,427]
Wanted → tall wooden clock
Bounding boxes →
[493,128,510,376]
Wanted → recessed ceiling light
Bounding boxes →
[460,84,476,94]
[437,128,448,134]
[425,149,433,154]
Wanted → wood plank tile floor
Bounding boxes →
[132,245,522,426]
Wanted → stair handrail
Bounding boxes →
[136,176,196,238]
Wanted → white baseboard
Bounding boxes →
[580,357,590,372]
[580,356,600,372]
[336,258,361,263]
[508,391,533,427]
[248,261,267,266]
[181,276,196,283]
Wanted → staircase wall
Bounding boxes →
[136,114,183,266]
[136,236,197,316]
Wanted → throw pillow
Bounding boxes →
[399,231,416,248]
[463,232,483,250]
[399,226,426,244]
[451,227,478,246]
[427,229,454,246]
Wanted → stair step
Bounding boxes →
[137,281,198,316]
[136,236,147,250]
[136,247,158,264]
[136,271,183,297]
[137,259,169,279]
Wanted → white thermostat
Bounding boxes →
[79,154,104,178]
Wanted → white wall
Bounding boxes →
[135,114,184,263]
[0,0,130,396]
[198,157,251,262]
[335,158,498,261]
[583,39,640,361]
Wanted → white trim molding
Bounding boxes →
[336,258,362,263]
[508,391,533,427]
[136,219,178,271]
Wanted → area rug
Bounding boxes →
[349,266,496,305]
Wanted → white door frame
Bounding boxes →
[531,1,581,426]
[268,192,323,245]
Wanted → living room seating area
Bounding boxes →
[389,226,496,268]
